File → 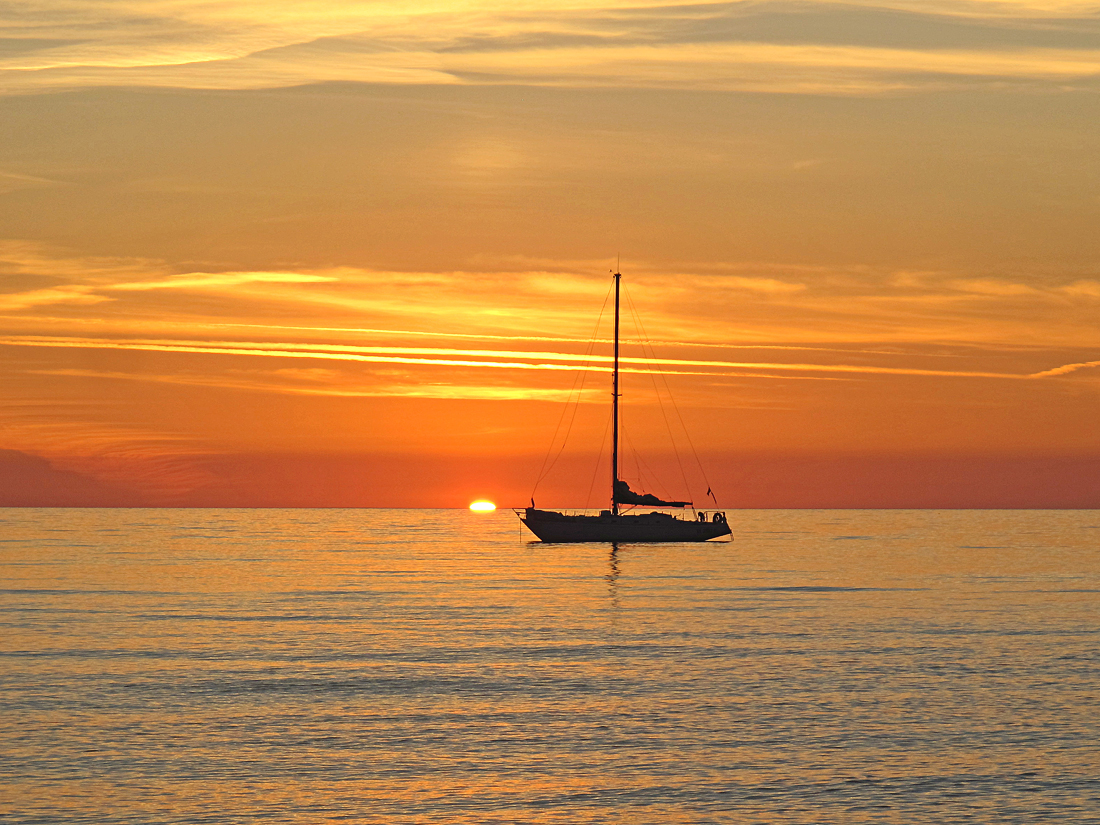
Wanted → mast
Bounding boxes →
[611,270,621,515]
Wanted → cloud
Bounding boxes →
[4,1,1100,96]
[949,278,1040,296]
[3,245,1100,392]
[0,332,1047,379]
[0,168,65,193]
[1028,359,1100,377]
[690,275,807,294]
[0,333,704,375]
[1060,279,1100,297]
[110,270,338,290]
[0,399,215,499]
[4,246,1100,352]
[0,448,150,506]
[29,367,604,402]
[0,239,170,282]
[0,285,108,309]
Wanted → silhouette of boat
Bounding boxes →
[519,271,731,543]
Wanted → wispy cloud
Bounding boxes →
[4,244,1099,480]
[4,1,1100,95]
[0,333,728,376]
[0,285,107,310]
[30,367,603,402]
[1028,359,1100,378]
[0,332,1071,380]
[0,398,215,497]
[110,271,338,290]
[1060,280,1100,298]
[4,247,1100,352]
[0,311,954,356]
[3,244,1100,434]
[0,168,65,193]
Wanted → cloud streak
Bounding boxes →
[0,333,1073,381]
[29,368,598,402]
[110,271,338,290]
[1028,359,1100,378]
[5,247,1100,347]
[4,1,1100,95]
[0,286,107,310]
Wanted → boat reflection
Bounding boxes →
[606,543,621,608]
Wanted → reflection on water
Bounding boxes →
[606,544,620,609]
[1,508,1098,824]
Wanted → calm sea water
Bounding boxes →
[1,508,1098,824]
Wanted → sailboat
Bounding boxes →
[519,271,732,543]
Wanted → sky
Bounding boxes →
[2,0,1100,507]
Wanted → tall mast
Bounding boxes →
[611,270,621,515]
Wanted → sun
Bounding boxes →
[469,500,496,512]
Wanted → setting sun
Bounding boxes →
[469,500,496,512]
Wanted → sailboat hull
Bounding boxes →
[520,509,731,543]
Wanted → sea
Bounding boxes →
[1,508,1098,824]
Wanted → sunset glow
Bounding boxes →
[469,501,497,512]
[1,1,1098,508]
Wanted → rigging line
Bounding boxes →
[538,282,614,489]
[633,434,678,503]
[531,279,614,497]
[626,286,719,508]
[622,428,668,509]
[621,418,675,503]
[585,407,614,512]
[531,343,590,492]
[532,349,591,492]
[666,387,718,506]
[619,424,643,505]
[623,284,696,511]
[622,423,643,492]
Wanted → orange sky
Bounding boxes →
[2,0,1100,507]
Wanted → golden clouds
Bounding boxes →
[9,329,1100,381]
[4,246,1100,396]
[1028,359,1100,378]
[4,1,1100,95]
[0,286,106,310]
[110,271,338,290]
[4,244,1100,503]
[28,366,599,402]
[0,332,1015,378]
[433,42,1100,95]
[3,3,1100,506]
[4,246,1100,352]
